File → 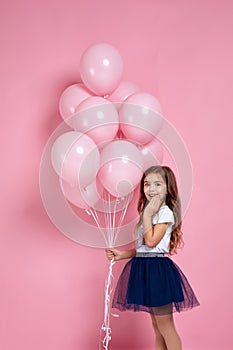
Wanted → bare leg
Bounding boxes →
[150,314,167,350]
[155,313,182,350]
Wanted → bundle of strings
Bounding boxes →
[86,192,131,350]
[99,258,118,350]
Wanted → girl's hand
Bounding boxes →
[143,195,164,217]
[105,248,122,261]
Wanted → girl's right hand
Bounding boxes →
[143,194,164,217]
[105,248,122,261]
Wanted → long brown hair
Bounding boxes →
[137,166,183,255]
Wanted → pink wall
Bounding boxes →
[1,0,232,349]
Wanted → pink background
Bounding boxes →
[1,0,232,349]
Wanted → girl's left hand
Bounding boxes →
[143,195,164,217]
[105,248,122,261]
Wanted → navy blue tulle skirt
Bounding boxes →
[112,256,200,315]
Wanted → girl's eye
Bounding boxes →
[144,183,161,187]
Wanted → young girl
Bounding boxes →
[106,165,199,350]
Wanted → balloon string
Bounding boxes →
[113,193,131,246]
[105,193,113,246]
[88,208,108,247]
[103,191,115,247]
[99,258,115,350]
[111,195,118,245]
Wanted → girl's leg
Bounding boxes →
[155,313,182,350]
[150,314,167,350]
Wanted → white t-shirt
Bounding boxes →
[136,205,175,254]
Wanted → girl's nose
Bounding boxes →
[149,186,157,193]
[150,184,156,190]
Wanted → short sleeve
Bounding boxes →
[152,206,174,225]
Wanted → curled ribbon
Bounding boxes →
[99,258,115,350]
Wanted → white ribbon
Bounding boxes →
[99,258,115,350]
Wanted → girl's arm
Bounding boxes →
[105,225,137,261]
[143,218,168,248]
[143,196,168,248]
[105,248,136,261]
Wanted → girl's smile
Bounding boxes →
[144,172,167,205]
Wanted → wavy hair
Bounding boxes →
[137,166,183,255]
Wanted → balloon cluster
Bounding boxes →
[51,43,164,210]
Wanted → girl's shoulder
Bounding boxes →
[152,205,174,224]
[159,205,173,214]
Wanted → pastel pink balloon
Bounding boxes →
[97,140,143,197]
[80,43,123,96]
[108,81,140,110]
[137,137,164,170]
[119,92,164,145]
[59,83,93,126]
[51,131,100,188]
[60,178,102,209]
[73,96,119,146]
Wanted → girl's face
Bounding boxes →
[143,172,167,205]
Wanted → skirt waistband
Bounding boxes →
[136,252,166,258]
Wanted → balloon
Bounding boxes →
[98,140,143,197]
[80,43,123,96]
[108,81,140,110]
[137,137,164,170]
[73,96,119,146]
[119,92,164,145]
[59,83,93,127]
[60,178,102,209]
[51,131,100,188]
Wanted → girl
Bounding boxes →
[106,165,199,350]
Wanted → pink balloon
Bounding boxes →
[97,140,143,197]
[73,96,119,146]
[60,178,102,209]
[80,43,123,96]
[59,83,93,126]
[119,92,164,145]
[137,137,164,170]
[51,131,100,188]
[108,81,140,110]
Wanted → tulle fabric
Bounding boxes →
[112,257,200,315]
